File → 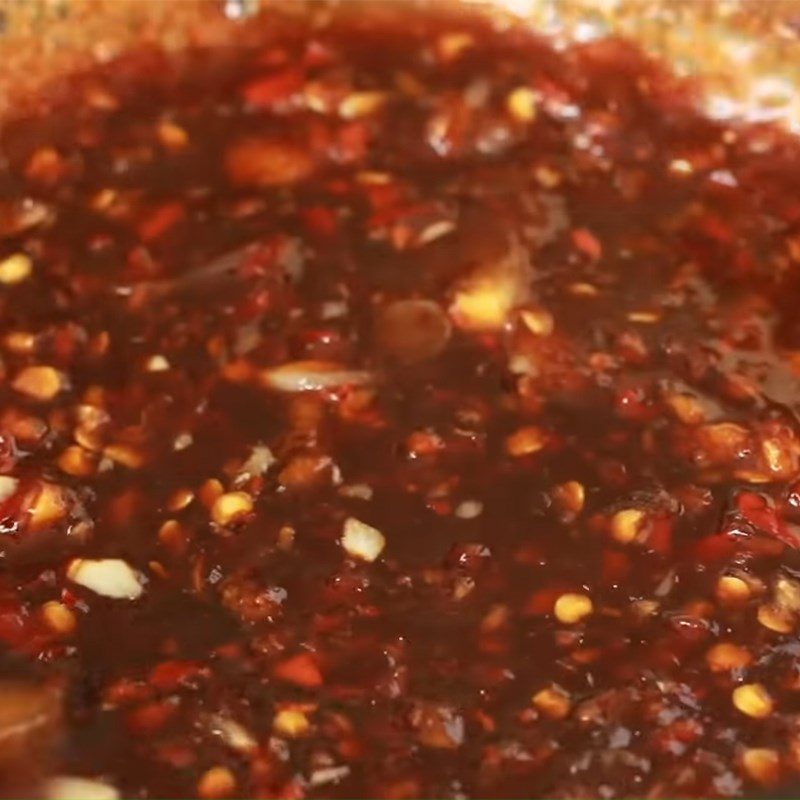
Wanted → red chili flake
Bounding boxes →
[273,653,323,688]
[137,202,186,242]
[478,634,511,656]
[732,248,756,278]
[0,604,32,649]
[697,212,735,244]
[149,659,210,692]
[356,604,381,619]
[303,39,337,69]
[691,533,739,563]
[737,491,779,533]
[255,47,291,68]
[213,642,244,660]
[241,69,304,110]
[473,709,496,733]
[474,332,504,352]
[667,612,711,644]
[363,181,409,217]
[124,245,159,282]
[646,516,674,556]
[596,458,629,489]
[313,610,348,635]
[300,205,338,237]
[52,323,85,362]
[747,535,787,557]
[276,779,307,800]
[323,178,351,196]
[337,736,363,760]
[651,718,704,755]
[126,698,180,735]
[571,227,602,260]
[615,385,657,422]
[405,430,446,458]
[154,743,196,769]
[427,498,452,516]
[25,147,70,185]
[736,491,800,548]
[601,550,631,584]
[323,572,370,604]
[513,542,546,566]
[104,679,153,707]
[335,121,371,163]
[328,684,370,702]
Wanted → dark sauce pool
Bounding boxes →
[2,3,800,798]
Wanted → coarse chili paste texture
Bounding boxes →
[2,4,800,798]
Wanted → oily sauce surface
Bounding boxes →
[2,4,800,798]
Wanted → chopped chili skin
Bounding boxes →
[4,3,800,798]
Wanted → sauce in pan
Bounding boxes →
[2,4,800,797]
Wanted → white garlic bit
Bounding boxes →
[45,776,120,800]
[455,499,483,519]
[341,516,386,562]
[261,360,373,392]
[67,558,145,600]
[206,713,258,754]
[309,765,351,787]
[0,476,19,504]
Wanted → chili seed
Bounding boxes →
[757,603,794,634]
[532,685,571,719]
[732,683,774,719]
[41,601,77,636]
[716,575,752,604]
[13,366,65,401]
[610,508,646,544]
[554,593,594,625]
[273,708,311,737]
[211,492,254,527]
[506,87,538,122]
[197,766,236,800]
[706,642,752,673]
[741,747,780,786]
[0,253,33,285]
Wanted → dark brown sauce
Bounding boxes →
[1,4,800,798]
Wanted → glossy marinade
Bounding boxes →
[1,5,800,798]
